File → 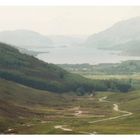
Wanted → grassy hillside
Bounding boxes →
[0,78,77,133]
[0,78,73,107]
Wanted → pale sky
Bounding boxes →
[0,6,140,35]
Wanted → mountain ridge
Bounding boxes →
[85,16,140,50]
[0,29,53,48]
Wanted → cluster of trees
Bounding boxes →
[0,70,132,94]
[59,60,140,75]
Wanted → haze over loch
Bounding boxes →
[0,6,140,135]
[36,47,140,64]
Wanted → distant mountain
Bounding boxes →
[85,17,140,50]
[110,40,140,56]
[49,35,87,47]
[0,30,53,48]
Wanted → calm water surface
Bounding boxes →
[29,46,140,64]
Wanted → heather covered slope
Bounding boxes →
[0,78,76,133]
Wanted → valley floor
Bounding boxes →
[0,78,140,134]
[1,90,140,134]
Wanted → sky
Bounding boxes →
[0,6,140,35]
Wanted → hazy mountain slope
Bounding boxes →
[49,35,87,46]
[85,17,140,49]
[111,40,140,56]
[0,30,53,48]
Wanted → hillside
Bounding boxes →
[0,30,53,48]
[0,78,75,133]
[0,78,72,107]
[0,42,132,93]
[0,42,110,93]
[85,17,140,54]
[111,40,140,56]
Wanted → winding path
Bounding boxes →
[54,125,72,131]
[53,96,133,133]
[74,106,83,116]
[89,96,133,124]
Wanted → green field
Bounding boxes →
[84,74,140,80]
